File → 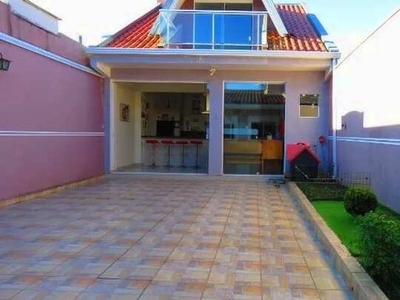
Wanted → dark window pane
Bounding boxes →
[225,3,252,11]
[195,3,224,10]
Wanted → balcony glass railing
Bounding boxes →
[155,9,269,50]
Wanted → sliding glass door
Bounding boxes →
[224,82,286,175]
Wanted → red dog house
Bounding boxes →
[287,142,321,179]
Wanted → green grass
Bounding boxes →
[312,201,400,256]
[311,199,400,299]
[296,182,347,201]
[296,182,400,298]
[312,201,362,256]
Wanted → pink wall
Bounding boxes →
[0,1,88,65]
[0,40,104,201]
[110,68,330,173]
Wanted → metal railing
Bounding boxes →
[155,9,269,50]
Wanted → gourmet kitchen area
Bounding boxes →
[112,82,285,175]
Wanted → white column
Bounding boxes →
[133,91,142,164]
[110,80,116,171]
[208,79,224,176]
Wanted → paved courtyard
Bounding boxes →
[0,176,353,299]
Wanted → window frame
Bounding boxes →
[299,94,320,118]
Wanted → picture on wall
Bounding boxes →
[120,103,130,122]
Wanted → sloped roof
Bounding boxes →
[103,3,327,52]
[225,91,285,105]
[269,4,326,51]
[287,143,321,163]
[102,5,161,48]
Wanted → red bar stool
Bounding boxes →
[161,140,174,167]
[146,139,159,167]
[175,140,189,167]
[190,140,203,168]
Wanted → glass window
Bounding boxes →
[300,94,319,118]
[195,3,224,10]
[225,3,252,11]
[194,2,253,50]
[224,82,285,175]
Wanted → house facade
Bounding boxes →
[87,0,340,176]
[334,7,400,211]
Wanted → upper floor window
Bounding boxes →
[158,1,267,50]
[195,3,253,11]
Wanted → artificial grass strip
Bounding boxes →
[312,201,362,256]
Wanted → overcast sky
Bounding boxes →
[33,0,400,58]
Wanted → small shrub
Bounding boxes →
[344,186,378,216]
[359,212,400,280]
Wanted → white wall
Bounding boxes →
[114,84,141,169]
[335,8,400,211]
[335,8,400,130]
[9,0,59,34]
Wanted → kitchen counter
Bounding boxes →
[142,136,207,140]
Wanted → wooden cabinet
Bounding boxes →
[262,140,283,174]
[262,140,283,160]
[224,140,262,165]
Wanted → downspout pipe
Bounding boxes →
[89,58,112,173]
[332,58,338,179]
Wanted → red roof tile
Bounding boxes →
[287,143,321,163]
[105,5,161,48]
[271,4,327,52]
[104,3,327,52]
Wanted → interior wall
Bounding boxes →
[114,84,141,169]
[142,92,207,137]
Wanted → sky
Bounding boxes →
[33,0,400,58]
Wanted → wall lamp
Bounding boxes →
[0,53,11,71]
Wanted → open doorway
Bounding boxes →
[112,82,209,174]
[223,82,285,175]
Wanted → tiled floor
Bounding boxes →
[0,176,353,300]
[115,165,208,175]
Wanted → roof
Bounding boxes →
[102,5,161,48]
[225,91,285,105]
[103,3,327,52]
[287,143,321,163]
[269,5,326,51]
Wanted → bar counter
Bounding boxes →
[141,137,208,168]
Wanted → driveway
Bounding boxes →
[0,176,352,299]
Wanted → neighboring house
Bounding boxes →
[0,0,104,203]
[87,0,340,176]
[334,7,400,212]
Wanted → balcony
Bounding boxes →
[155,9,269,50]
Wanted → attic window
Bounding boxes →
[300,94,319,118]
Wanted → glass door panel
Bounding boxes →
[224,82,286,175]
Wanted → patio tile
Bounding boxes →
[12,290,81,300]
[0,176,353,299]
[318,289,354,300]
[28,276,96,292]
[309,267,346,290]
[0,289,22,299]
[47,257,112,277]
